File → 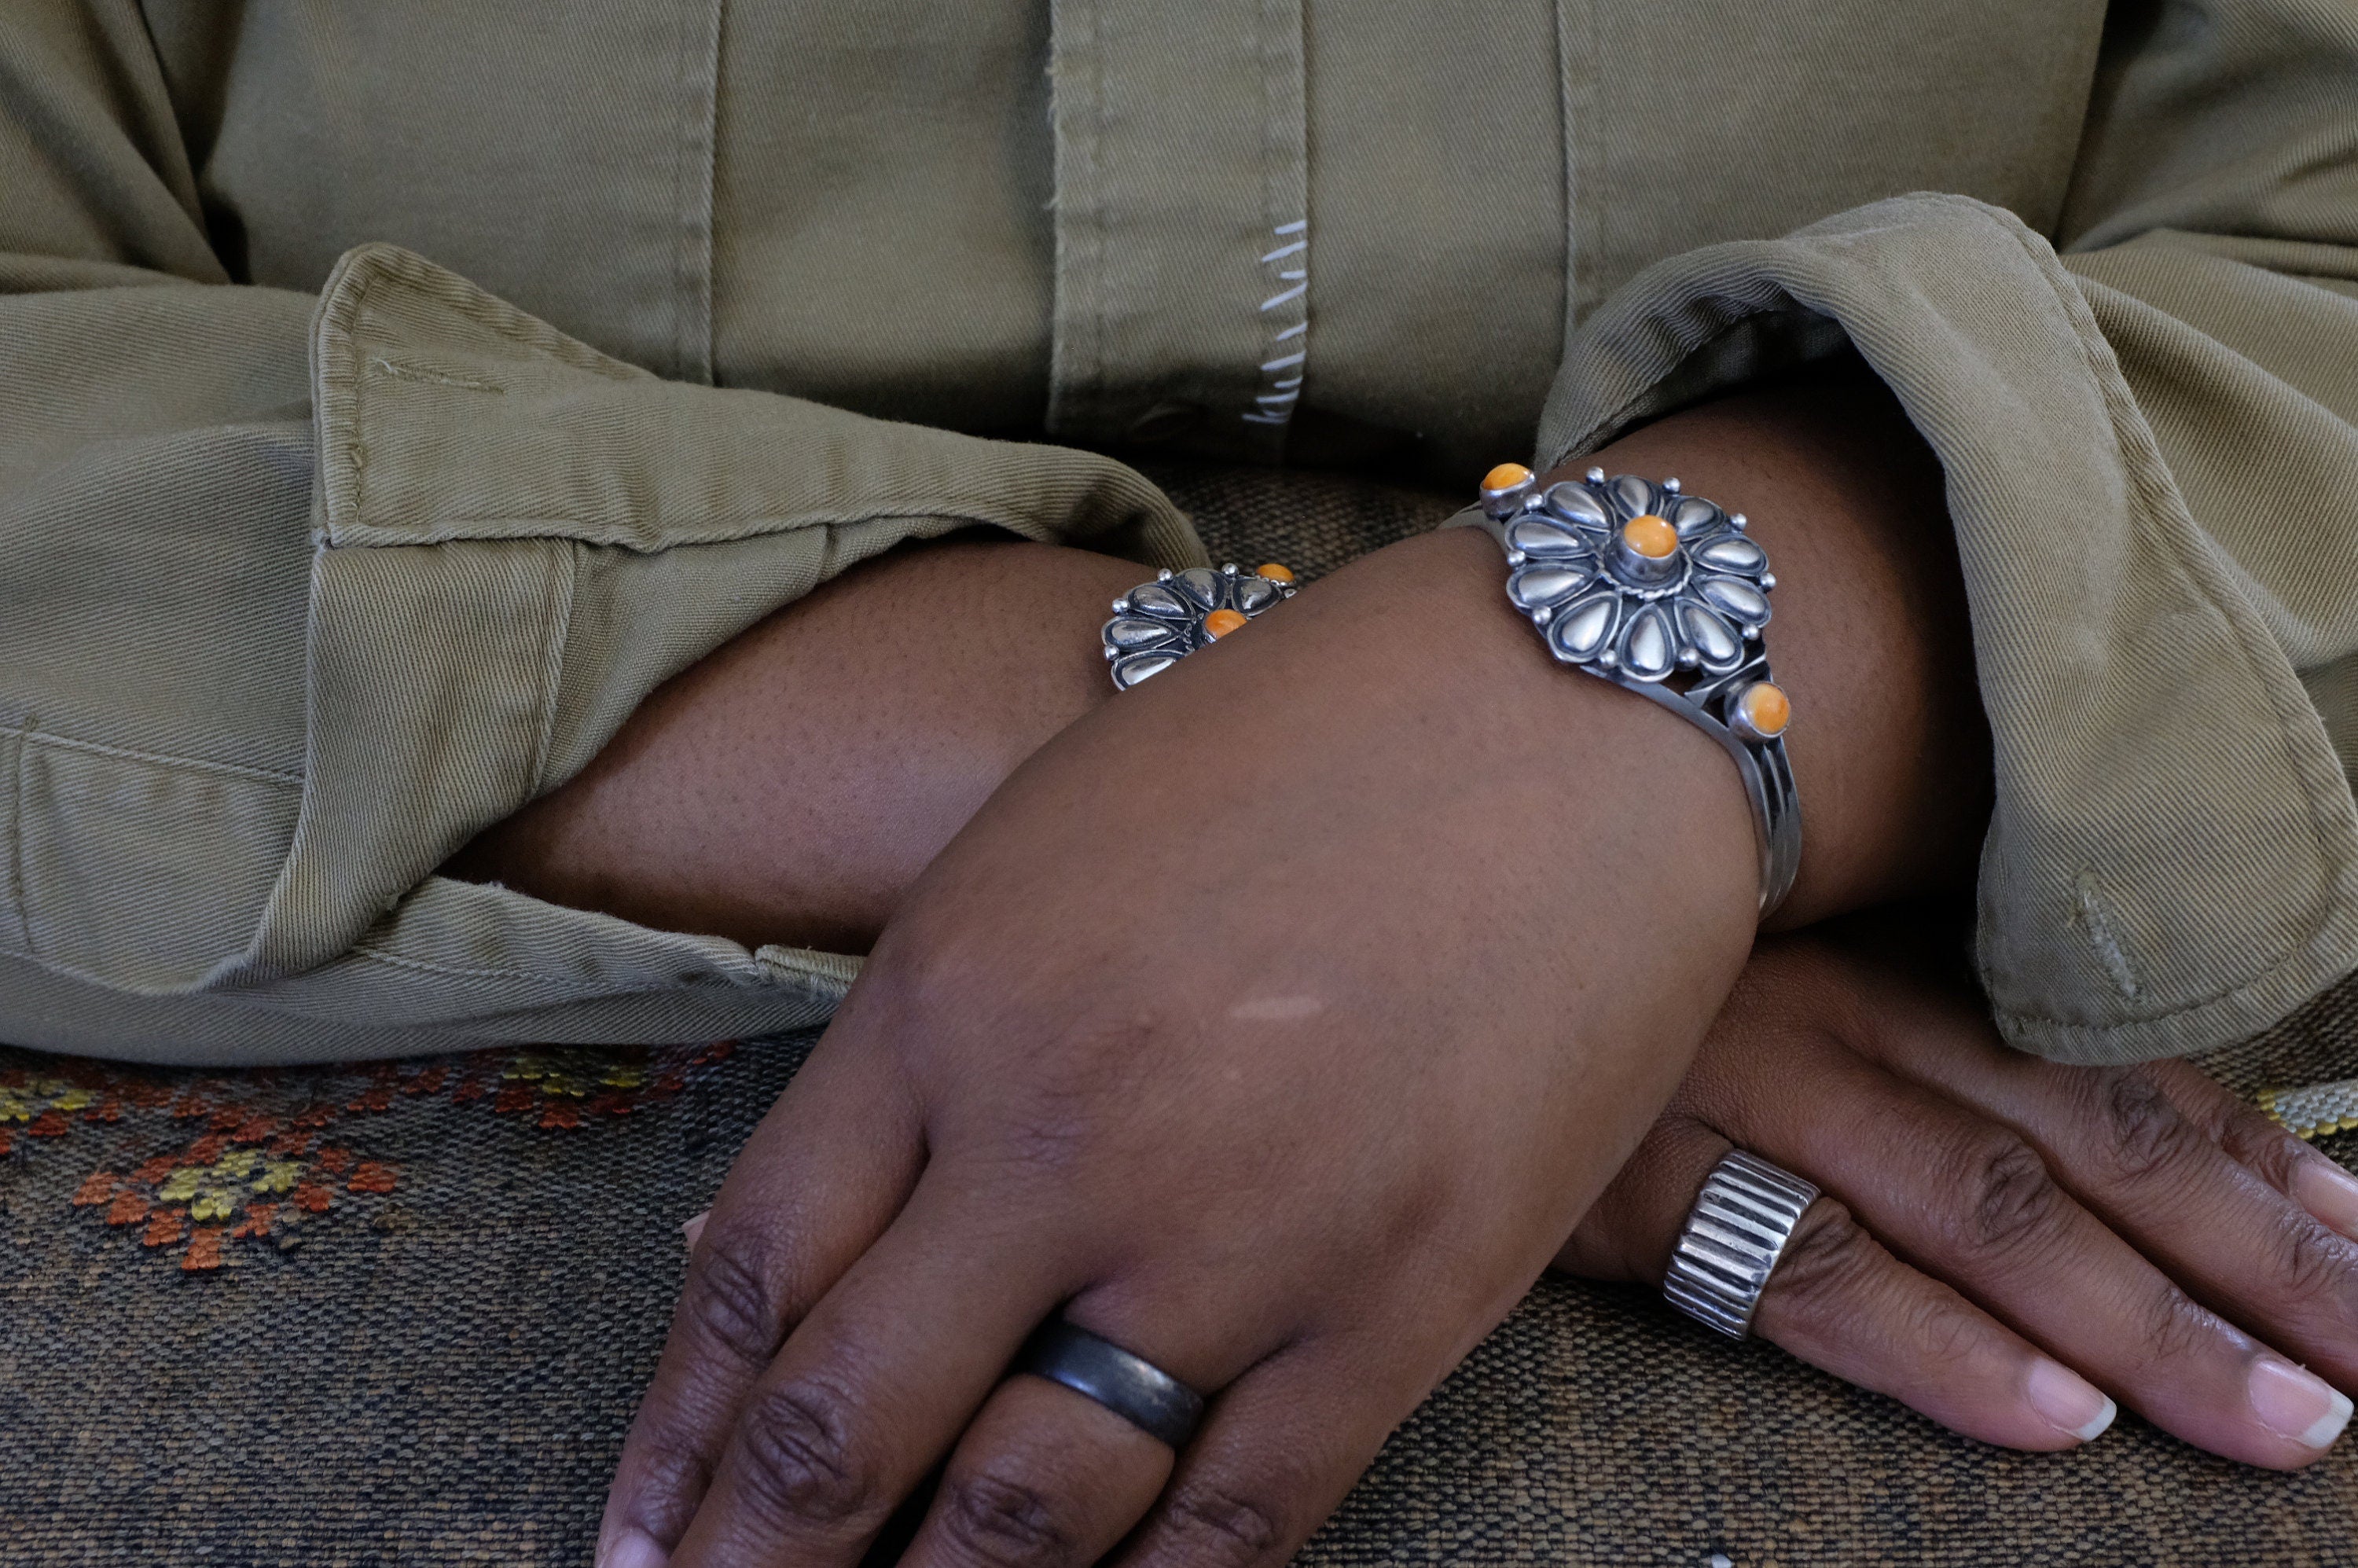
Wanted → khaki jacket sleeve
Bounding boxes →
[1530,0,2358,1066]
[0,6,1199,1063]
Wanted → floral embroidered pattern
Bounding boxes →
[2,1041,738,1272]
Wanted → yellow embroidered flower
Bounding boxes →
[252,1160,303,1195]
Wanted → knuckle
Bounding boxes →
[1938,1129,2066,1260]
[2136,1286,2228,1369]
[2087,1067,2204,1181]
[731,1377,883,1528]
[1766,1205,1997,1373]
[2264,1203,2358,1316]
[678,1228,788,1368]
[2224,1119,2310,1195]
[936,1470,1084,1568]
[1761,1201,1882,1317]
[1159,1482,1288,1568]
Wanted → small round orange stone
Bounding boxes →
[1622,514,1679,560]
[1255,563,1295,584]
[1741,681,1792,736]
[1482,462,1534,494]
[1203,609,1249,639]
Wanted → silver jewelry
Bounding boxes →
[1456,465,1802,919]
[1102,563,1298,689]
[1662,1148,1821,1338]
[1012,1320,1207,1448]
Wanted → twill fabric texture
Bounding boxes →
[0,1,2354,1064]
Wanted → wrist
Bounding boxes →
[1544,369,1987,926]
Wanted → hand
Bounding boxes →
[592,519,1761,1568]
[593,366,1986,1568]
[1555,924,2358,1468]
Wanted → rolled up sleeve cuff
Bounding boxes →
[1533,193,2358,1064]
[196,243,1202,1055]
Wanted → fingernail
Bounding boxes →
[2025,1357,2116,1441]
[681,1210,709,1252]
[598,1527,667,1568]
[2293,1159,2358,1240]
[2248,1357,2355,1449]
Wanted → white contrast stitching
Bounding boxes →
[2076,871,2141,1001]
[1245,218,1310,428]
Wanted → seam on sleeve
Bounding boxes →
[526,542,578,795]
[2,729,28,957]
[6,725,305,788]
[672,0,722,385]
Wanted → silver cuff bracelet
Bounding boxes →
[1455,463,1802,920]
[1100,561,1298,690]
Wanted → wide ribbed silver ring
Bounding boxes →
[1662,1148,1821,1338]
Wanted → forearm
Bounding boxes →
[455,365,1982,956]
[447,535,1138,953]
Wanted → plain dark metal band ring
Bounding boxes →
[1012,1321,1207,1449]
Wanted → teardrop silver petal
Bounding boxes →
[1544,483,1613,529]
[1549,591,1622,662]
[1126,582,1192,620]
[1620,602,1677,681]
[1607,475,1656,516]
[1106,617,1182,650]
[1172,567,1228,611]
[1509,562,1596,611]
[1111,652,1180,689]
[1506,518,1592,558]
[1234,576,1278,613]
[1667,498,1721,539]
[1697,574,1772,627]
[1694,534,1767,575]
[1677,598,1745,672]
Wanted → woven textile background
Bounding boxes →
[4,465,2356,1566]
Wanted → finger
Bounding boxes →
[1868,1024,2358,1414]
[671,1181,1074,1568]
[2146,1058,2358,1243]
[1113,1330,1425,1568]
[891,1262,1296,1568]
[896,1373,1174,1568]
[601,1037,924,1568]
[1582,1110,2116,1449]
[1732,1042,2348,1469]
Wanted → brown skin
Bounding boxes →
[446,537,1147,955]
[545,366,2022,1568]
[1560,924,2358,1469]
[455,367,1985,949]
[448,368,2340,1568]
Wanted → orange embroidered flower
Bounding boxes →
[182,1228,225,1271]
[347,1162,398,1195]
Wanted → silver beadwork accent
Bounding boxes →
[2261,1079,2358,1140]
[1663,1149,1820,1338]
[1452,467,1802,919]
